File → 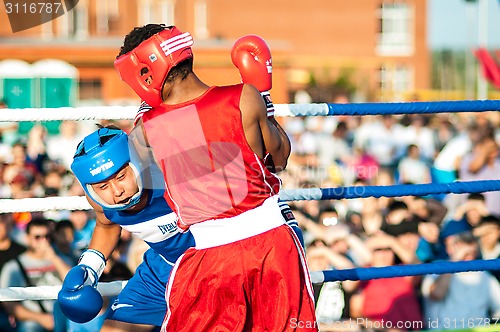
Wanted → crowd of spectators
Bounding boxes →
[279,93,500,331]
[0,118,141,332]
[0,95,498,331]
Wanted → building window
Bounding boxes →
[194,0,208,39]
[140,0,175,25]
[379,64,414,96]
[41,14,54,40]
[96,0,119,34]
[56,0,88,39]
[78,78,102,100]
[159,0,175,24]
[377,2,413,56]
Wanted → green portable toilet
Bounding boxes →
[0,59,35,144]
[0,59,35,109]
[32,59,78,135]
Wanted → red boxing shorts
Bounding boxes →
[161,225,318,331]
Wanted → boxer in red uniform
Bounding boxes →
[114,24,317,331]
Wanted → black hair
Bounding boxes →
[97,124,122,145]
[26,217,50,234]
[387,200,408,213]
[467,193,485,201]
[319,202,337,215]
[381,219,419,236]
[55,219,75,233]
[478,215,500,228]
[117,24,170,58]
[335,121,348,132]
[407,144,419,153]
[165,58,193,83]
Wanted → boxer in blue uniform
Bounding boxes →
[57,126,195,328]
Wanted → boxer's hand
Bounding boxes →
[58,266,103,323]
[58,249,106,323]
[231,35,275,118]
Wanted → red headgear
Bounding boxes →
[114,27,194,107]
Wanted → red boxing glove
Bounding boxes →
[231,35,275,118]
[231,34,272,92]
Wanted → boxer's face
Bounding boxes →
[90,164,139,206]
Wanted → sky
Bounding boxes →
[428,0,500,49]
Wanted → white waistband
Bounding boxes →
[189,195,284,249]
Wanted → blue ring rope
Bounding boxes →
[279,180,500,201]
[283,100,500,116]
[320,259,500,282]
[328,100,500,116]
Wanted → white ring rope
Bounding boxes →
[2,100,500,121]
[0,281,127,302]
[0,104,307,121]
[0,196,91,213]
[0,106,139,121]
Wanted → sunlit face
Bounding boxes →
[474,224,500,249]
[371,248,395,267]
[90,164,139,206]
[27,225,50,253]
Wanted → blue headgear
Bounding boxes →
[71,128,144,210]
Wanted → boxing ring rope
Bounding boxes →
[0,180,497,212]
[2,259,499,301]
[311,258,500,283]
[1,98,500,121]
[0,281,127,302]
[0,100,498,308]
[275,99,500,117]
[279,180,500,202]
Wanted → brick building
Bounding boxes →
[0,0,429,105]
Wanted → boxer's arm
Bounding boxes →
[86,196,122,260]
[267,117,291,171]
[232,35,291,171]
[240,84,291,170]
[58,197,117,323]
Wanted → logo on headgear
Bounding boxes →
[89,160,115,177]
[149,54,158,63]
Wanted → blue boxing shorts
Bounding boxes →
[107,248,172,326]
[105,203,301,328]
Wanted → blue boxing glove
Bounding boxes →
[58,249,106,323]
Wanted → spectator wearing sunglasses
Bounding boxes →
[0,217,71,332]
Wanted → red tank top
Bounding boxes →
[141,84,281,228]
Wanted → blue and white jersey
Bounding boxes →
[103,189,195,264]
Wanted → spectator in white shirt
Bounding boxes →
[397,144,431,184]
